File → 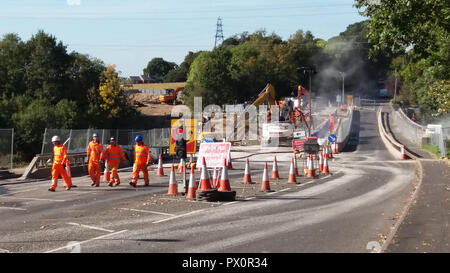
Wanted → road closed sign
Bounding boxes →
[196,142,231,168]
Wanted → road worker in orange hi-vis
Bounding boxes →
[87,133,104,187]
[130,135,152,187]
[49,136,76,192]
[103,137,127,187]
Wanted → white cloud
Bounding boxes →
[67,0,81,6]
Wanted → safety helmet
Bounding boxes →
[51,135,60,142]
[93,133,99,137]
[135,135,143,142]
[110,137,116,142]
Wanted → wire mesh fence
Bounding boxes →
[0,128,14,169]
[41,128,170,155]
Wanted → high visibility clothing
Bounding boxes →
[131,163,149,185]
[87,140,104,185]
[104,144,126,184]
[87,141,104,164]
[134,143,150,165]
[50,144,72,190]
[104,145,126,165]
[131,143,151,185]
[89,162,102,185]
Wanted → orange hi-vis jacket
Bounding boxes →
[87,141,104,164]
[53,144,69,166]
[104,144,126,165]
[134,143,151,165]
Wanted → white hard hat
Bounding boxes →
[51,135,60,142]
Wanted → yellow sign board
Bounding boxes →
[347,95,353,106]
[169,119,197,155]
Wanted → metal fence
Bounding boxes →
[41,128,170,155]
[391,106,425,147]
[0,128,14,169]
[391,105,448,157]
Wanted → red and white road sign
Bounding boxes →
[196,142,231,168]
[292,138,307,150]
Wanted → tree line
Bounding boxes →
[0,31,139,161]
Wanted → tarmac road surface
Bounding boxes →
[0,109,417,253]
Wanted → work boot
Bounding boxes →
[48,188,55,192]
[129,182,136,188]
[144,183,149,187]
[95,183,99,187]
[108,182,113,187]
[114,182,120,187]
[91,183,96,187]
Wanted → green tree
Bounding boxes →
[98,65,126,118]
[143,57,177,78]
[164,51,202,82]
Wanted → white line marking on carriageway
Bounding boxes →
[44,230,128,253]
[0,206,27,211]
[152,209,205,224]
[119,208,176,217]
[0,196,66,202]
[66,222,115,233]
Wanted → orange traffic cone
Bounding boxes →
[322,154,329,175]
[218,158,231,192]
[178,158,185,174]
[243,158,253,184]
[288,158,296,184]
[168,164,178,195]
[335,142,340,154]
[271,156,280,179]
[401,145,407,160]
[261,162,271,192]
[186,166,196,199]
[307,155,316,178]
[293,155,299,176]
[156,154,164,176]
[212,167,219,188]
[227,153,233,169]
[103,161,110,182]
[199,157,212,191]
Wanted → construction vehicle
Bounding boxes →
[159,87,184,104]
[261,84,312,144]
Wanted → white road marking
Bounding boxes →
[0,196,66,202]
[45,229,128,253]
[0,247,10,253]
[119,208,176,217]
[67,222,115,233]
[245,197,256,200]
[0,206,27,211]
[278,188,291,192]
[223,201,239,206]
[152,209,205,224]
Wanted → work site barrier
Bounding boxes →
[0,128,14,170]
[41,128,170,155]
[336,108,354,151]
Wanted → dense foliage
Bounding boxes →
[355,0,450,115]
[0,31,139,160]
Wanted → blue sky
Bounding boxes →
[0,0,366,77]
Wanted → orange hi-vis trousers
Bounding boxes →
[131,163,149,185]
[108,162,121,184]
[51,164,72,190]
[88,162,102,185]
